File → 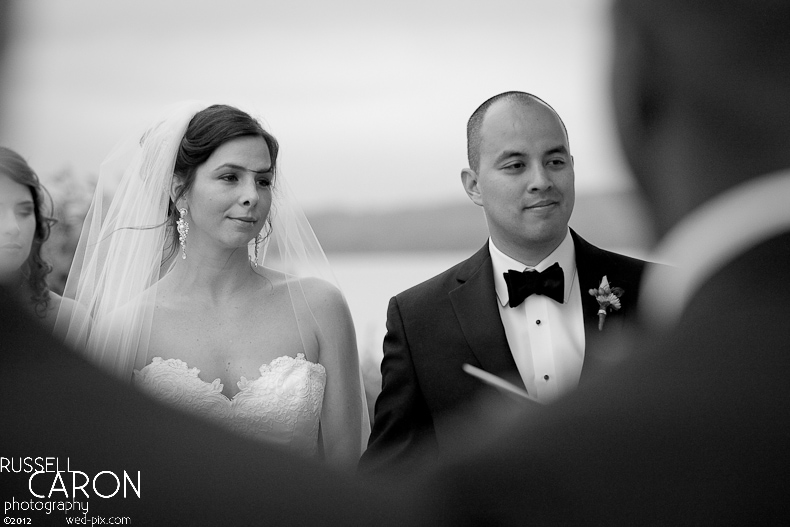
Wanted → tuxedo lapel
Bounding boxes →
[448,244,523,388]
[572,230,613,338]
[444,234,640,389]
[572,229,645,382]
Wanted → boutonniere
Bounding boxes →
[588,276,624,330]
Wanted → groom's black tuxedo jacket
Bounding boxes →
[359,229,647,475]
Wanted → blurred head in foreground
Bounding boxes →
[611,0,790,234]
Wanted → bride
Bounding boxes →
[57,102,369,468]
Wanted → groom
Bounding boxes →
[413,1,790,523]
[359,91,648,475]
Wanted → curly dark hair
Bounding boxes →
[163,104,279,262]
[0,147,56,316]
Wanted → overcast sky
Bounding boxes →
[1,0,633,213]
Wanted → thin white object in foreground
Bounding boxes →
[462,364,544,405]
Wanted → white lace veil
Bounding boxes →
[55,101,370,452]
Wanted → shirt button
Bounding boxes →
[536,319,541,325]
[544,375,550,381]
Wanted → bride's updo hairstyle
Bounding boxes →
[0,147,56,315]
[165,104,280,260]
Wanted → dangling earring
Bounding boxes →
[176,208,189,259]
[250,233,263,268]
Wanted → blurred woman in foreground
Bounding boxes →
[0,146,85,333]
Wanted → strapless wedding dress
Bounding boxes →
[133,353,326,458]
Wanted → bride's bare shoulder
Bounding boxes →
[95,286,158,325]
[262,269,346,308]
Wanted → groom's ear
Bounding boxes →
[461,168,483,207]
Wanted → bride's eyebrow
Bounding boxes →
[214,163,272,174]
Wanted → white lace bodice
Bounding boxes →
[133,353,326,458]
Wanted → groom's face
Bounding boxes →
[465,99,575,260]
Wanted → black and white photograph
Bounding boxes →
[2,0,789,524]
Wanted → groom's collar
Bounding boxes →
[489,231,576,306]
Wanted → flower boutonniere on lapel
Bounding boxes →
[588,276,624,331]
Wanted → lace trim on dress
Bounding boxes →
[133,353,326,458]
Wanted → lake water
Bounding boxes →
[328,251,469,367]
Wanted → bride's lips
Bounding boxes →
[228,216,259,226]
[0,242,23,250]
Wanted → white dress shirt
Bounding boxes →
[490,229,585,403]
[641,169,790,328]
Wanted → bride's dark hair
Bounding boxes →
[0,147,56,316]
[164,104,280,261]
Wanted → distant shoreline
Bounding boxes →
[310,190,655,254]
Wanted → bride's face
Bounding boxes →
[0,174,37,278]
[183,136,273,251]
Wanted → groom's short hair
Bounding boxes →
[466,91,569,172]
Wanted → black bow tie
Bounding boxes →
[504,262,565,307]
